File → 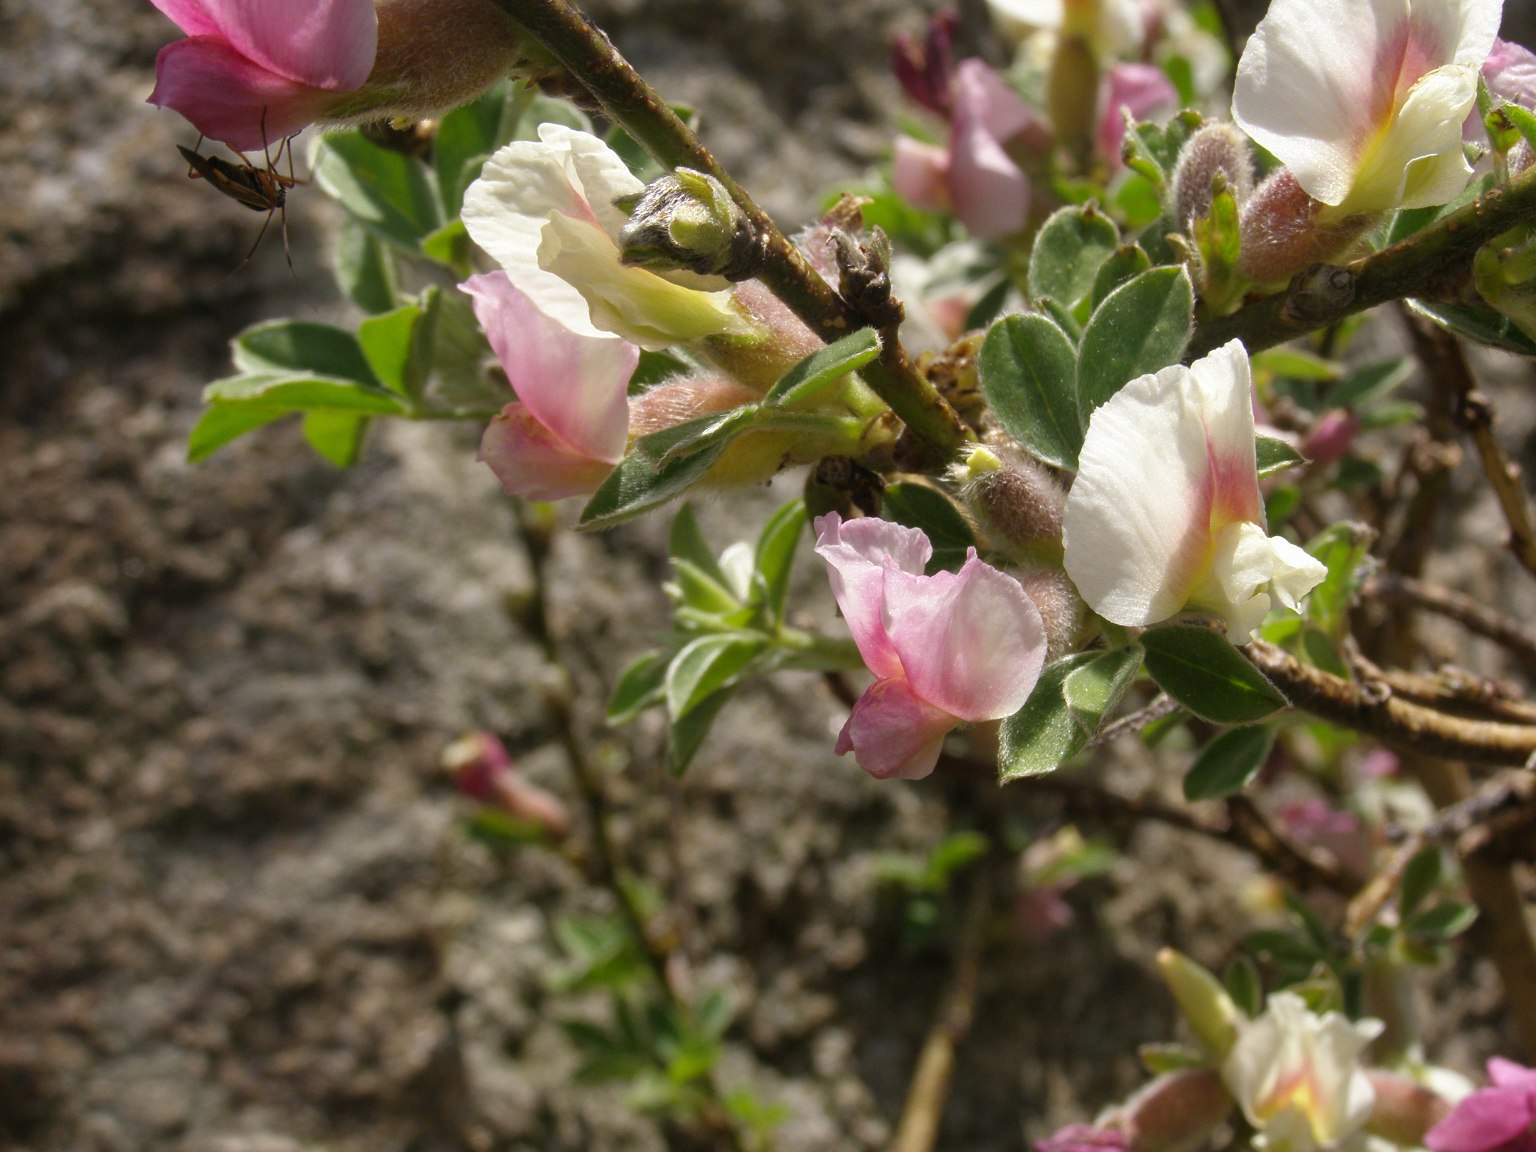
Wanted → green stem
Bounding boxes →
[484,0,969,462]
[1190,164,1536,358]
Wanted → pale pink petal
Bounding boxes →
[949,61,1032,238]
[552,123,647,244]
[892,137,953,213]
[814,513,930,680]
[1487,1059,1536,1091]
[194,0,377,90]
[148,0,222,37]
[461,272,633,464]
[1188,339,1264,528]
[1485,39,1536,109]
[478,403,617,501]
[1425,1088,1535,1152]
[883,553,1046,721]
[835,676,956,780]
[149,37,337,152]
[954,59,1037,146]
[1098,63,1178,168]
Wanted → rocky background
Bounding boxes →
[1,1,1525,1150]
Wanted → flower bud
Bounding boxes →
[953,443,1066,565]
[1300,409,1359,469]
[1365,1071,1452,1147]
[1170,124,1254,231]
[620,169,763,281]
[1115,1070,1234,1152]
[1238,169,1372,288]
[1157,948,1243,1059]
[1049,33,1102,164]
[1015,568,1083,663]
[892,11,958,117]
[441,731,571,838]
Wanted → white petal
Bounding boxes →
[544,122,645,242]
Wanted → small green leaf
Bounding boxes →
[186,404,287,462]
[1063,646,1142,735]
[1406,900,1478,941]
[665,634,767,721]
[1139,1043,1208,1075]
[762,328,882,408]
[333,219,397,314]
[420,218,471,270]
[313,130,444,252]
[668,505,728,583]
[1182,725,1276,800]
[1256,435,1306,477]
[978,313,1083,469]
[1333,358,1413,410]
[579,410,755,530]
[881,483,975,572]
[1404,298,1536,356]
[608,651,669,723]
[233,320,377,383]
[1224,956,1263,1017]
[433,81,512,215]
[357,304,425,400]
[1077,266,1195,421]
[1028,205,1120,312]
[753,500,808,629]
[1305,523,1373,637]
[1091,244,1152,309]
[668,687,733,776]
[301,411,369,467]
[999,654,1098,779]
[203,372,408,415]
[1141,625,1288,724]
[670,558,743,618]
[1398,848,1442,922]
[1251,347,1341,383]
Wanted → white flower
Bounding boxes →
[1062,340,1326,639]
[1232,0,1502,217]
[461,123,749,348]
[1222,993,1384,1152]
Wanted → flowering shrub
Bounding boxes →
[146,0,1536,1144]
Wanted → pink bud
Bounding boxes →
[1301,409,1359,468]
[1171,123,1255,230]
[1367,1071,1453,1148]
[1117,1070,1234,1152]
[1096,63,1178,171]
[892,11,959,118]
[442,732,573,839]
[1238,169,1371,287]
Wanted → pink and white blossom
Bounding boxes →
[1222,993,1384,1152]
[147,0,377,153]
[462,125,748,348]
[1232,0,1502,217]
[462,271,636,502]
[814,513,1046,780]
[1062,340,1326,639]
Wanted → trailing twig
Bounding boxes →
[1366,571,1536,674]
[486,0,970,461]
[1342,643,1536,726]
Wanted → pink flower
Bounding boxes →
[1096,63,1179,169]
[442,731,571,838]
[892,59,1042,239]
[1426,1060,1536,1152]
[147,0,378,153]
[814,513,1047,780]
[463,271,637,502]
[1036,1125,1132,1152]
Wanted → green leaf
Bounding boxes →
[420,218,471,271]
[233,320,377,383]
[1077,266,1194,421]
[1224,955,1263,1017]
[1332,358,1413,410]
[1406,900,1478,941]
[186,404,287,462]
[999,654,1098,780]
[665,633,767,721]
[608,650,669,724]
[1189,185,1242,305]
[203,372,409,415]
[669,558,743,618]
[302,411,369,467]
[1256,435,1306,477]
[1091,245,1152,309]
[1141,625,1288,724]
[579,411,754,530]
[333,219,397,314]
[357,304,425,401]
[1182,725,1276,800]
[978,313,1083,469]
[668,504,728,584]
[762,328,882,408]
[753,500,808,629]
[1398,848,1442,922]
[433,81,511,215]
[1404,298,1536,356]
[1063,646,1142,735]
[1305,523,1373,637]
[881,482,975,572]
[312,130,444,252]
[1251,347,1341,383]
[415,285,503,411]
[1028,205,1120,312]
[668,687,733,776]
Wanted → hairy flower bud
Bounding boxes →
[1115,1070,1234,1152]
[1366,1071,1453,1147]
[1014,568,1083,663]
[1171,124,1254,230]
[619,168,763,281]
[953,443,1066,565]
[1238,169,1371,288]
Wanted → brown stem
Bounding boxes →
[1245,640,1536,765]
[1189,162,1536,358]
[1366,572,1536,674]
[486,0,970,461]
[893,863,991,1152]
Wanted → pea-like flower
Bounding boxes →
[147,0,378,153]
[1062,340,1326,639]
[462,125,750,349]
[463,271,636,502]
[1426,1059,1536,1152]
[1222,992,1384,1152]
[1232,0,1502,217]
[814,513,1047,780]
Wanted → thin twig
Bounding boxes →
[893,862,992,1152]
[1366,571,1536,674]
[487,0,970,461]
[1343,643,1536,725]
[1089,693,1180,747]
